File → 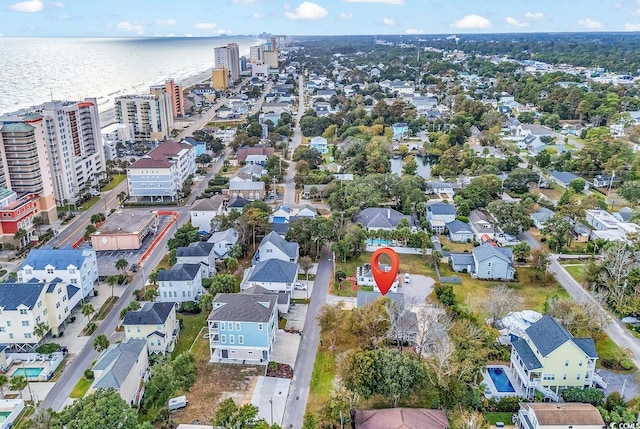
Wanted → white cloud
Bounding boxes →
[505,17,529,28]
[577,18,603,29]
[184,33,193,37]
[9,0,43,12]
[405,28,423,34]
[116,21,145,35]
[523,12,544,20]
[343,0,403,4]
[193,22,217,30]
[625,22,640,31]
[218,29,232,35]
[339,12,353,21]
[52,1,65,8]
[285,2,328,20]
[252,12,264,19]
[382,17,395,26]
[155,19,176,26]
[450,14,491,29]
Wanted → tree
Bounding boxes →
[14,228,27,246]
[33,216,44,235]
[512,242,531,262]
[348,298,392,349]
[117,191,127,204]
[8,376,27,399]
[90,213,106,225]
[210,274,238,295]
[49,388,142,429]
[229,244,243,259]
[531,248,551,283]
[214,397,280,429]
[33,322,50,339]
[167,223,200,250]
[84,224,96,240]
[482,284,523,327]
[541,214,571,252]
[619,180,640,204]
[115,257,129,274]
[81,302,95,322]
[224,257,239,273]
[402,155,418,176]
[172,352,198,391]
[93,334,110,353]
[199,293,214,312]
[569,178,587,193]
[196,153,212,166]
[503,168,539,194]
[487,201,532,236]
[148,270,159,287]
[342,347,426,407]
[0,374,7,399]
[105,275,118,298]
[299,256,313,284]
[317,303,344,352]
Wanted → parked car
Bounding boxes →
[294,282,307,290]
[404,273,410,284]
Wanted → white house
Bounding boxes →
[207,228,240,260]
[427,203,456,234]
[123,302,180,354]
[253,231,299,265]
[190,195,226,232]
[242,259,298,293]
[19,248,98,300]
[356,263,399,293]
[176,242,216,278]
[157,263,204,303]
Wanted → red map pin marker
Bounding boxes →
[371,247,400,296]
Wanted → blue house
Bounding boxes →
[392,122,409,140]
[548,171,587,191]
[207,293,278,362]
[472,244,515,280]
[445,220,474,242]
[309,136,329,154]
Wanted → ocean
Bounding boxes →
[0,36,260,120]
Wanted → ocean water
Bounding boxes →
[0,36,260,117]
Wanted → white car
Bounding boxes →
[404,274,411,284]
[294,282,307,290]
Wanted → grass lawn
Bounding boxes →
[101,174,126,192]
[595,334,636,372]
[333,280,356,297]
[12,407,35,429]
[336,252,434,279]
[307,348,336,415]
[484,412,514,425]
[156,254,173,271]
[172,335,262,426]
[95,296,118,321]
[562,264,586,286]
[173,312,208,357]
[439,236,473,253]
[70,376,93,398]
[535,184,565,201]
[452,267,570,314]
[78,196,100,211]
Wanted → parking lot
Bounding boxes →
[92,214,173,278]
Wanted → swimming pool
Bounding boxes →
[0,411,10,422]
[12,367,43,378]
[367,238,391,246]
[487,367,515,393]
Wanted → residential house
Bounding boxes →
[471,244,515,280]
[157,263,204,303]
[510,315,604,400]
[427,203,456,234]
[245,154,268,166]
[548,171,587,191]
[242,285,290,314]
[225,181,265,201]
[354,408,449,429]
[253,231,299,264]
[515,403,604,429]
[592,174,616,188]
[243,259,297,293]
[189,195,226,232]
[236,145,274,163]
[90,338,149,407]
[356,263,399,294]
[449,253,475,274]
[445,220,474,242]
[19,247,98,300]
[309,136,329,154]
[237,164,267,181]
[391,122,409,140]
[207,228,240,260]
[426,181,459,199]
[530,207,554,230]
[122,302,179,354]
[225,196,250,213]
[182,137,206,157]
[176,242,216,278]
[468,210,496,240]
[614,207,633,223]
[127,141,196,202]
[0,281,79,351]
[302,184,328,199]
[207,293,278,362]
[585,209,640,242]
[354,208,412,231]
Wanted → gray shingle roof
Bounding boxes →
[472,244,512,263]
[123,302,175,326]
[258,231,299,260]
[446,220,472,234]
[248,259,298,283]
[549,170,580,185]
[525,314,573,357]
[428,203,456,216]
[531,207,554,225]
[242,285,290,305]
[93,339,147,389]
[208,228,239,245]
[512,338,543,370]
[449,253,474,267]
[354,208,411,229]
[573,338,598,358]
[357,291,405,308]
[227,196,250,209]
[208,293,276,323]
[0,282,44,310]
[176,242,214,257]
[158,263,201,282]
[190,195,225,212]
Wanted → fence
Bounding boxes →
[433,261,462,284]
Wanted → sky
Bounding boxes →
[2,0,640,37]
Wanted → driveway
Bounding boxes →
[271,331,301,369]
[399,274,435,304]
[251,376,290,427]
[599,369,640,400]
[284,304,307,332]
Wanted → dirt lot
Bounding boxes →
[172,336,264,425]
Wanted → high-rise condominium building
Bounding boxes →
[149,79,185,118]
[263,50,279,69]
[212,67,229,90]
[214,43,240,83]
[114,94,174,142]
[249,45,263,64]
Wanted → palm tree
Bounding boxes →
[199,293,214,312]
[115,258,129,274]
[13,228,27,248]
[32,322,49,340]
[143,288,157,302]
[148,270,159,287]
[32,216,44,236]
[117,191,127,204]
[9,376,27,399]
[106,275,118,298]
[93,334,110,353]
[81,302,95,322]
[0,374,7,399]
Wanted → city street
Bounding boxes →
[283,74,305,206]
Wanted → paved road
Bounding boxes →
[281,245,331,429]
[517,231,542,249]
[48,180,129,248]
[548,256,640,368]
[283,75,305,206]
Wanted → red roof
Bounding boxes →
[129,158,173,169]
[147,141,193,161]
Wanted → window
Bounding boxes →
[228,323,233,331]
[266,249,272,253]
[69,268,76,274]
[542,374,556,381]
[239,335,244,344]
[236,322,241,331]
[563,374,567,380]
[229,335,235,344]
[21,321,29,327]
[47,268,54,274]
[137,327,141,333]
[6,321,10,327]
[37,301,42,308]
[19,309,27,315]
[577,374,581,380]
[127,327,131,332]
[24,333,32,339]
[56,302,60,309]
[8,334,12,339]
[70,278,77,284]
[220,322,226,330]
[487,262,492,267]
[564,360,569,367]
[258,323,263,330]
[0,327,5,332]
[578,360,583,367]
[221,334,226,343]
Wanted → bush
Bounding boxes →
[84,369,94,380]
[178,301,201,314]
[560,387,604,406]
[620,359,634,370]
[35,343,60,354]
[486,395,523,412]
[434,283,456,307]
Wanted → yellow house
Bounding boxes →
[123,302,179,354]
[509,315,606,401]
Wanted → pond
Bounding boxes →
[390,155,432,178]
